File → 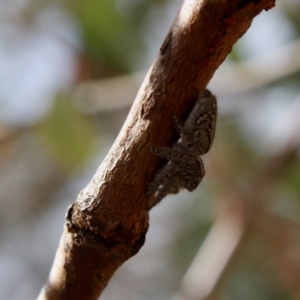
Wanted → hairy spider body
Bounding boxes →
[175,89,217,155]
[147,89,217,209]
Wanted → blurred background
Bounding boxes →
[1,0,300,299]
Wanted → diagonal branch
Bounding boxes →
[38,1,276,299]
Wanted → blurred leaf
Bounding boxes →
[63,0,144,71]
[282,2,300,36]
[37,94,97,173]
[282,160,300,196]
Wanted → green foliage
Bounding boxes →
[37,94,97,173]
[61,0,172,72]
[282,160,300,196]
[63,1,144,71]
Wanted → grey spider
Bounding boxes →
[147,89,217,209]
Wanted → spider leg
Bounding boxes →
[146,167,169,195]
[173,114,183,135]
[147,174,181,209]
[150,146,175,160]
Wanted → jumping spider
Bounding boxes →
[147,89,217,209]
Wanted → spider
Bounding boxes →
[147,89,217,209]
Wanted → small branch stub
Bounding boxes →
[38,1,276,299]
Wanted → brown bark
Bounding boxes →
[38,1,276,299]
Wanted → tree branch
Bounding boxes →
[38,1,276,299]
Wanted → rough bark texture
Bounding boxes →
[39,1,276,299]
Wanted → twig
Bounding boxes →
[38,1,276,299]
